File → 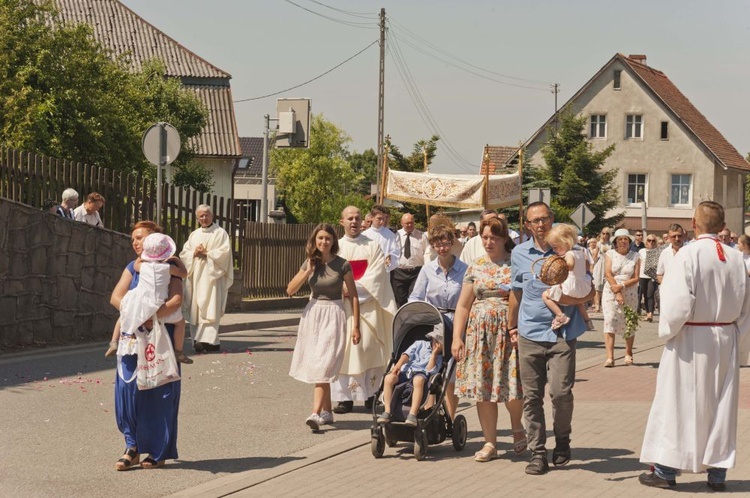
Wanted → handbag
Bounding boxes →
[135,320,180,390]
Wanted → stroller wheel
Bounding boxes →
[414,428,428,461]
[452,414,467,451]
[371,430,385,458]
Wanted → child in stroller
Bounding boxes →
[370,301,467,460]
[377,329,443,427]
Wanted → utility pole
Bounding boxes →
[376,7,386,203]
[551,83,560,130]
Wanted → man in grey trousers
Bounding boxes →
[508,202,594,475]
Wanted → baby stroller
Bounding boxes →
[370,301,468,460]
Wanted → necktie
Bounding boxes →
[404,232,411,259]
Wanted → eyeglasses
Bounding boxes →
[527,217,551,225]
[646,238,656,242]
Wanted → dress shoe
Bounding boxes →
[525,453,549,475]
[332,401,353,414]
[193,342,205,353]
[203,343,220,352]
[638,471,676,488]
[552,436,571,466]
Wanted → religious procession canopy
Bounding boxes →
[385,169,521,210]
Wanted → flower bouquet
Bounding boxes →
[622,304,639,340]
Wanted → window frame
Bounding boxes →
[625,114,643,139]
[669,174,692,207]
[626,173,648,206]
[590,114,607,139]
[660,121,669,140]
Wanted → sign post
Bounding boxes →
[142,123,180,225]
[570,202,595,231]
[528,188,551,205]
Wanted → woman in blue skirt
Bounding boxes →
[109,220,184,470]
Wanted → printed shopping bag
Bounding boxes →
[135,320,180,390]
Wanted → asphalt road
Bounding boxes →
[0,310,662,497]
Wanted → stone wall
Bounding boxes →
[0,198,134,348]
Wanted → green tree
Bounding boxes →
[271,114,366,223]
[0,0,210,189]
[348,147,377,195]
[541,109,622,234]
[387,134,440,173]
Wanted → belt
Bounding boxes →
[398,266,421,272]
[684,321,732,326]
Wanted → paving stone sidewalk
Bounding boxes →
[173,340,750,497]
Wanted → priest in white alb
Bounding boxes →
[332,206,397,414]
[639,201,750,491]
[180,204,234,352]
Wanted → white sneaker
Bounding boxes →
[305,413,322,431]
[319,411,334,425]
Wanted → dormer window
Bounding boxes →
[614,70,621,90]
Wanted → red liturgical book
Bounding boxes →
[349,259,368,281]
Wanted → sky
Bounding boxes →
[120,0,750,174]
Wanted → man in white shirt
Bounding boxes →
[391,213,426,308]
[73,192,104,227]
[460,210,522,264]
[656,224,685,284]
[362,205,400,273]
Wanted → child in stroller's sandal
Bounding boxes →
[378,329,443,427]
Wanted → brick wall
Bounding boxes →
[0,198,134,348]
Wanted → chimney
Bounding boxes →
[629,54,647,65]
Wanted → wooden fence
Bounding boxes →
[242,222,344,299]
[0,147,248,262]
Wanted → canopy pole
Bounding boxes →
[518,146,525,241]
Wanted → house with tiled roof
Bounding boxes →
[519,53,749,234]
[235,137,277,221]
[480,145,519,175]
[53,0,241,199]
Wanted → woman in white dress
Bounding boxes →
[602,228,640,367]
[287,224,361,431]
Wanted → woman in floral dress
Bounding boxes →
[602,228,641,367]
[452,217,524,462]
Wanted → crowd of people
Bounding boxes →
[283,201,749,491]
[98,197,749,492]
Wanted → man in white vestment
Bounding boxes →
[639,201,750,491]
[333,206,397,413]
[180,204,234,352]
[362,204,400,273]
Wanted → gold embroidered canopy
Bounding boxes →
[384,169,522,209]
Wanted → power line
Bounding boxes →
[306,0,378,19]
[390,29,550,92]
[283,0,377,28]
[388,16,553,88]
[386,34,476,173]
[234,40,378,103]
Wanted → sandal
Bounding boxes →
[141,457,165,469]
[175,350,193,364]
[115,447,139,471]
[512,430,528,455]
[624,355,634,366]
[604,358,615,368]
[474,442,497,462]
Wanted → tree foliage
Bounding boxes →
[540,109,622,234]
[0,0,211,189]
[271,114,367,223]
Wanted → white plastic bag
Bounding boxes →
[135,319,180,390]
